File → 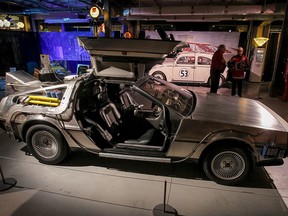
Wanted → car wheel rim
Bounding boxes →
[153,72,165,80]
[211,151,245,180]
[155,74,164,79]
[32,131,58,159]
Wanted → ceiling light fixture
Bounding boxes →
[253,37,269,46]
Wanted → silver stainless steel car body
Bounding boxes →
[0,37,287,186]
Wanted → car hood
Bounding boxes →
[192,93,288,132]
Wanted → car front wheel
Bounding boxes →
[26,125,69,165]
[203,147,250,185]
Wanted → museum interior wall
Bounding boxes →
[0,1,287,97]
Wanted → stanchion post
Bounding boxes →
[0,165,17,191]
[153,180,178,216]
[163,180,167,212]
[0,166,6,183]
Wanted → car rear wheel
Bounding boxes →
[152,71,167,81]
[208,74,225,87]
[26,125,69,165]
[203,147,250,185]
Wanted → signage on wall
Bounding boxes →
[145,30,240,61]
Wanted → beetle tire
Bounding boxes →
[203,147,250,185]
[152,71,167,81]
[219,74,225,87]
[26,125,69,165]
[208,75,225,87]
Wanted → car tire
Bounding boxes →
[203,147,250,185]
[219,74,225,86]
[152,71,167,81]
[26,125,69,165]
[208,75,225,87]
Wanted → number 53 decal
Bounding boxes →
[179,68,189,78]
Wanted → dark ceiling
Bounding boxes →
[0,0,286,22]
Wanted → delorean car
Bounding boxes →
[0,37,287,186]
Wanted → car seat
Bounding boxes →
[119,84,138,110]
[99,102,122,136]
[98,93,155,146]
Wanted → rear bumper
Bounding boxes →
[261,145,287,159]
[257,145,287,166]
[256,159,284,166]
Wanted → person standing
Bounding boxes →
[228,47,249,97]
[210,44,227,93]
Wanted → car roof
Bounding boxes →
[176,52,212,57]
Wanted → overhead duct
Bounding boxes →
[126,5,262,16]
[122,4,284,21]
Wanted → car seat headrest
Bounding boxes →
[97,91,109,105]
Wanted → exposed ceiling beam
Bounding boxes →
[121,13,284,22]
[121,4,284,22]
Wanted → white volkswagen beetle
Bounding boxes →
[149,52,227,86]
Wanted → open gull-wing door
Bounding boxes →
[77,37,186,80]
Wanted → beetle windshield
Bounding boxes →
[138,76,195,116]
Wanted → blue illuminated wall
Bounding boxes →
[39,31,92,61]
[39,31,93,74]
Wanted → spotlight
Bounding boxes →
[89,5,102,19]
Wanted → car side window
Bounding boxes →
[197,56,211,65]
[176,56,195,65]
[128,90,163,121]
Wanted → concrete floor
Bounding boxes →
[1,81,288,216]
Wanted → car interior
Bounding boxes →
[75,78,168,152]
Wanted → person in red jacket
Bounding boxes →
[210,44,226,94]
[228,47,249,97]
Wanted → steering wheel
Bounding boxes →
[153,107,162,117]
[133,104,144,116]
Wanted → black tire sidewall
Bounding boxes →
[208,75,225,87]
[152,71,167,81]
[26,125,68,164]
[203,147,250,186]
[219,74,225,87]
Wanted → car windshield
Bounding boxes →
[137,76,195,116]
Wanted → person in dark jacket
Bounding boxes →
[210,44,226,94]
[228,47,249,97]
